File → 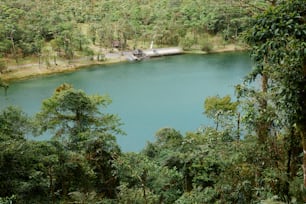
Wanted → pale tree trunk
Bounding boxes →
[257,57,269,144]
[10,31,18,63]
[257,73,269,144]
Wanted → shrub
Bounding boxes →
[199,38,213,53]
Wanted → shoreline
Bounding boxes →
[0,44,248,82]
[0,56,127,82]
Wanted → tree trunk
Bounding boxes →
[300,95,306,190]
[285,128,301,198]
[261,73,268,93]
[302,131,306,188]
[142,183,147,204]
[38,53,41,69]
[10,31,18,63]
[183,162,193,192]
[237,112,240,141]
[257,73,269,144]
[53,55,57,66]
[215,113,220,131]
[301,63,306,190]
[141,169,148,204]
[49,166,55,204]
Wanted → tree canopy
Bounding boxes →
[35,83,123,151]
[0,0,306,203]
[0,0,267,62]
[244,0,306,189]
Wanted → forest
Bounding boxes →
[0,0,306,203]
[0,0,263,72]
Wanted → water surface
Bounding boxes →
[0,52,251,151]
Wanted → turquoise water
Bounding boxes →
[0,52,251,151]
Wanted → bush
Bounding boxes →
[199,38,213,52]
[179,33,196,50]
[0,195,16,204]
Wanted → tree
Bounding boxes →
[35,83,124,151]
[85,136,121,199]
[204,95,239,137]
[0,4,24,60]
[0,106,57,203]
[0,106,31,141]
[33,84,125,201]
[115,152,183,204]
[245,0,306,198]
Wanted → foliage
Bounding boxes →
[35,84,124,151]
[0,85,126,203]
[85,137,121,199]
[243,0,306,198]
[115,152,183,204]
[0,106,31,141]
[68,191,99,204]
[175,187,218,204]
[199,38,213,53]
[0,195,16,204]
[0,139,55,202]
[204,95,240,139]
[0,0,268,61]
[0,0,305,203]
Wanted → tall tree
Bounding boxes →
[35,84,124,200]
[0,106,54,203]
[35,83,124,151]
[245,0,306,192]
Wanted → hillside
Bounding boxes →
[0,0,266,78]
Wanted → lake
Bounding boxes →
[0,52,251,151]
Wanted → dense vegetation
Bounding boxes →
[0,0,305,203]
[0,0,264,70]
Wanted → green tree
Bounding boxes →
[34,84,124,201]
[0,106,59,203]
[244,0,306,199]
[35,83,124,151]
[0,4,24,60]
[85,136,121,199]
[0,106,31,141]
[115,152,183,204]
[204,95,239,137]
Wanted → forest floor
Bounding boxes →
[0,43,247,82]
